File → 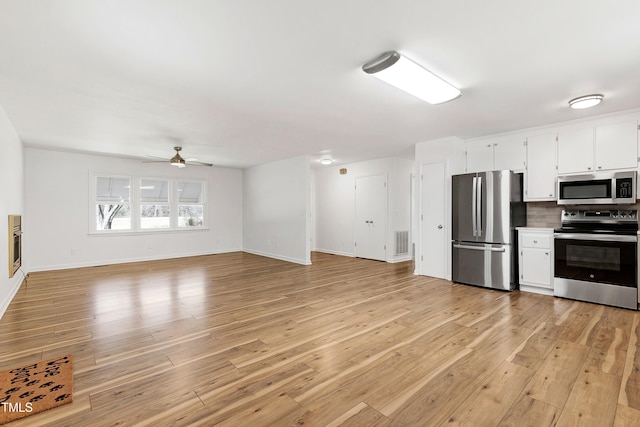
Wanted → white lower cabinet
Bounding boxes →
[518,228,554,295]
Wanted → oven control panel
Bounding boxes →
[561,209,638,223]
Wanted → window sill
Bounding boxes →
[89,227,210,237]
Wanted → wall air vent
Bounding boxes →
[394,230,409,256]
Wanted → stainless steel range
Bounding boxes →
[554,209,638,310]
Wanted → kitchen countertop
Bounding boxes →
[516,227,555,232]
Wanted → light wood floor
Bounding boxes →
[1,252,640,426]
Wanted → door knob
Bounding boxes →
[437,224,443,229]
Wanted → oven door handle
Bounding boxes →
[554,233,638,243]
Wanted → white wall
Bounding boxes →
[415,137,466,279]
[243,156,311,265]
[388,158,415,260]
[0,105,24,317]
[24,148,243,271]
[314,157,414,262]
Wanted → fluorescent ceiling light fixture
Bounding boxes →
[320,158,333,165]
[568,94,603,109]
[362,51,461,104]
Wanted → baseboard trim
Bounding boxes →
[387,256,413,264]
[313,249,355,258]
[243,249,312,266]
[0,273,27,320]
[25,248,244,273]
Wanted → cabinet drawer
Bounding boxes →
[520,234,552,249]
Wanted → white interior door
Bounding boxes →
[420,162,446,278]
[355,176,371,258]
[355,174,387,261]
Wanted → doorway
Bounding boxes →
[355,174,387,261]
[420,162,446,278]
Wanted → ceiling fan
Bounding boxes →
[143,146,213,168]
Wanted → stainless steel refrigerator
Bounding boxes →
[451,170,526,291]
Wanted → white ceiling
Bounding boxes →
[1,1,640,169]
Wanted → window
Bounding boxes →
[140,179,170,229]
[95,176,131,230]
[91,174,206,233]
[177,181,204,228]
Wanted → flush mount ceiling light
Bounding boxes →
[568,94,603,110]
[362,51,461,104]
[320,158,333,165]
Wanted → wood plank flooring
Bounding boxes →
[1,251,640,426]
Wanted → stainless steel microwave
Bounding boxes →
[557,171,637,205]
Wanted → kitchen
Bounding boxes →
[422,108,640,310]
[3,2,640,424]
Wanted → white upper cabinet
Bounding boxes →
[466,136,526,173]
[594,121,638,171]
[494,135,527,171]
[525,133,557,201]
[465,141,494,173]
[558,120,638,174]
[557,127,594,174]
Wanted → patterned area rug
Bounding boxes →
[0,355,73,424]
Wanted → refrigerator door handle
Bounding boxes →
[476,175,483,236]
[472,176,477,236]
[453,244,506,252]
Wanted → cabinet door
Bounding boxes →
[521,248,552,288]
[557,127,594,174]
[493,136,526,172]
[595,120,638,171]
[525,133,557,201]
[466,141,494,173]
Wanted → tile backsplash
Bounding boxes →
[526,201,640,228]
[526,202,564,228]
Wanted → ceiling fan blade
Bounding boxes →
[186,160,214,167]
[140,148,212,167]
